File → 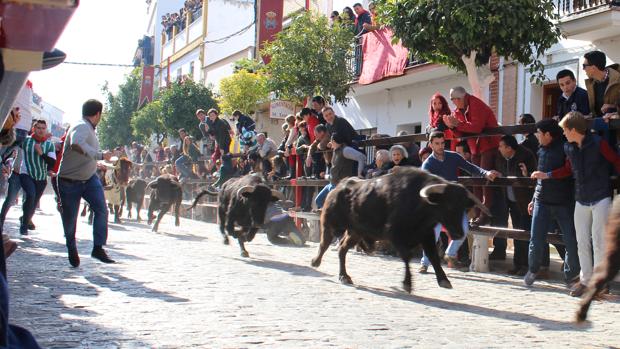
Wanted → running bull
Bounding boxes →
[147,174,183,232]
[190,174,285,257]
[311,167,489,293]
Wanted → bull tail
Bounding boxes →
[189,190,217,210]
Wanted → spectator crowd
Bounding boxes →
[2,47,620,301]
[161,0,203,39]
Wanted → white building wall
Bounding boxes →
[202,0,255,91]
[165,48,201,84]
[205,49,253,91]
[204,0,255,67]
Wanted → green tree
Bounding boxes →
[233,58,264,74]
[131,99,167,144]
[375,0,561,100]
[218,69,269,115]
[98,68,141,149]
[262,11,355,104]
[159,79,218,140]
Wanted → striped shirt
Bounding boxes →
[20,137,55,181]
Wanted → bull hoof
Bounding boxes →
[403,282,412,294]
[175,221,180,227]
[310,257,321,268]
[240,250,250,258]
[438,279,453,289]
[575,309,588,323]
[223,237,230,245]
[339,274,353,285]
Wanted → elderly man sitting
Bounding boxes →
[365,149,391,178]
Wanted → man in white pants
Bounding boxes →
[532,111,620,296]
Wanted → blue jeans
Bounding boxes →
[421,212,469,266]
[0,172,22,232]
[314,183,334,209]
[18,174,46,235]
[528,201,580,281]
[58,175,108,249]
[174,155,193,179]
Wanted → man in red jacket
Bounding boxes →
[443,86,500,227]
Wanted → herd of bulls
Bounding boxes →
[96,159,618,323]
[90,157,183,233]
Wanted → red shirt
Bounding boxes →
[451,94,500,155]
[52,132,67,174]
[305,115,320,143]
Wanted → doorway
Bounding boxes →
[542,83,562,119]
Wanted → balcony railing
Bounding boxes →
[349,37,425,83]
[554,0,614,17]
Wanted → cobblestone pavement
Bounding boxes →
[3,195,620,348]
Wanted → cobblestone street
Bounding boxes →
[3,195,620,348]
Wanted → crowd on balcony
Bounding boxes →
[329,2,378,37]
[161,0,203,40]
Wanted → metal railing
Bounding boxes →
[554,0,613,17]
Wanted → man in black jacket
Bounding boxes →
[232,110,256,135]
[206,109,234,188]
[321,107,358,148]
[494,135,537,275]
[556,69,590,120]
[353,3,372,36]
[525,119,580,288]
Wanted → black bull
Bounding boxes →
[147,174,183,232]
[311,167,489,293]
[190,174,285,257]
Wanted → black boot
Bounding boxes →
[91,246,115,264]
[68,247,80,267]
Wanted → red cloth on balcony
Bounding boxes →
[358,28,409,85]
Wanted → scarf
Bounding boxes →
[31,132,48,143]
[354,9,369,26]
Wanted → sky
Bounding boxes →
[29,1,149,125]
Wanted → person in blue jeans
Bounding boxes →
[526,119,580,288]
[419,131,498,272]
[0,151,22,233]
[57,100,115,267]
[174,128,194,180]
[18,120,56,236]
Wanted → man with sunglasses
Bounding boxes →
[583,50,620,119]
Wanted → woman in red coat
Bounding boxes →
[428,93,455,150]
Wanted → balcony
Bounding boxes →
[161,12,203,60]
[554,0,620,41]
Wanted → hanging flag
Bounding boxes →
[358,28,409,85]
[257,0,283,64]
[139,65,155,107]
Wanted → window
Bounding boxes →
[189,61,195,79]
[396,123,421,135]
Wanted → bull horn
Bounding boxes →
[147,180,157,188]
[236,185,255,197]
[271,189,285,201]
[419,183,448,205]
[466,190,492,217]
